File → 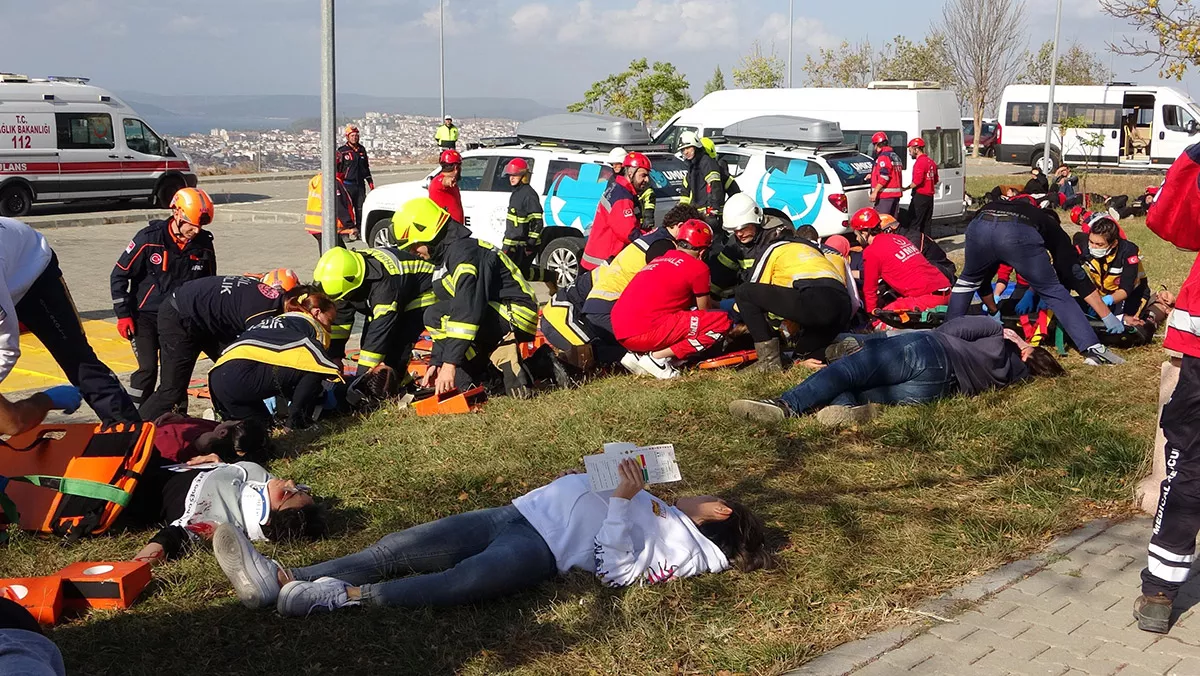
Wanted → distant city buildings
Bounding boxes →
[175,114,518,173]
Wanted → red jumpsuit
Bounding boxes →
[862,233,951,314]
[611,250,731,359]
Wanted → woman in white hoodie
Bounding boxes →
[213,459,769,617]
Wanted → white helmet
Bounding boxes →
[607,147,628,165]
[722,193,763,232]
[679,131,702,150]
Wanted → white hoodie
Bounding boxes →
[0,218,53,385]
[512,474,729,587]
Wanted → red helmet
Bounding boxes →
[676,219,713,249]
[439,149,462,166]
[907,137,925,148]
[849,207,881,231]
[502,158,530,176]
[1069,205,1086,225]
[824,234,851,257]
[623,152,652,171]
[871,132,889,145]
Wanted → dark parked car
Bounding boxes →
[962,119,999,156]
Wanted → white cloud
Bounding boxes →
[758,12,840,52]
[509,0,743,50]
[1028,0,1102,20]
[511,3,554,35]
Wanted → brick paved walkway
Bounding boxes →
[790,516,1200,676]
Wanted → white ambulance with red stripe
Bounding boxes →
[0,74,197,217]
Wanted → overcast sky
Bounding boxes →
[6,0,1198,108]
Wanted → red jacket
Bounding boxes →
[428,172,464,224]
[862,233,950,313]
[582,175,639,271]
[911,154,938,197]
[871,147,904,200]
[1148,144,1200,357]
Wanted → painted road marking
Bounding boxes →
[2,319,138,394]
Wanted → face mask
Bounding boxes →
[1089,246,1112,259]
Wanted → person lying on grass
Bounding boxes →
[126,460,325,565]
[729,315,1067,427]
[212,458,770,617]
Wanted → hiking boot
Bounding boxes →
[277,577,359,618]
[561,343,595,372]
[637,353,680,379]
[1133,593,1173,633]
[729,398,793,423]
[1084,345,1126,366]
[747,339,783,373]
[815,403,881,427]
[824,336,863,364]
[213,523,283,610]
[502,364,534,399]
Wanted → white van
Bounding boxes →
[0,74,196,216]
[653,81,965,224]
[995,83,1200,170]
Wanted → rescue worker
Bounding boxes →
[137,272,315,420]
[607,145,657,231]
[208,296,340,456]
[390,198,539,397]
[111,187,217,408]
[678,132,737,234]
[851,207,952,319]
[581,152,653,271]
[435,116,459,149]
[572,204,702,369]
[881,212,957,282]
[1135,144,1200,633]
[501,158,554,289]
[1,217,132,430]
[312,246,435,379]
[1077,213,1150,320]
[612,220,731,379]
[428,149,464,224]
[606,147,626,178]
[868,132,904,217]
[904,138,938,236]
[710,193,796,298]
[946,197,1126,365]
[304,172,357,251]
[336,125,374,231]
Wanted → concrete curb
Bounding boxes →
[784,518,1117,676]
[195,165,432,185]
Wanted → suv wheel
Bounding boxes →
[367,214,397,248]
[0,183,32,217]
[541,236,584,287]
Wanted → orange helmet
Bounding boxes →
[878,214,899,230]
[849,207,881,231]
[344,124,359,136]
[824,234,851,257]
[262,268,300,292]
[170,188,215,227]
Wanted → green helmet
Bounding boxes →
[313,247,365,300]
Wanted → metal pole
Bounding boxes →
[320,0,337,252]
[787,0,793,88]
[1041,0,1063,174]
[439,0,445,120]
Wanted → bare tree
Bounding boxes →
[941,0,1026,158]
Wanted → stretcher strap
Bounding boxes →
[9,475,133,507]
[0,436,51,452]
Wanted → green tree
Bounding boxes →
[1101,0,1200,79]
[874,34,958,88]
[568,58,692,127]
[732,42,785,89]
[703,66,726,96]
[802,40,874,87]
[1017,41,1112,85]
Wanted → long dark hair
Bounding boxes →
[697,500,772,573]
[1026,346,1067,378]
[262,503,327,542]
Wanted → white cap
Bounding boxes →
[607,147,628,165]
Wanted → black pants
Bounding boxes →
[735,280,852,356]
[909,193,934,236]
[503,245,549,284]
[138,300,222,420]
[127,311,160,406]
[1143,355,1200,599]
[425,303,532,391]
[346,183,366,229]
[14,253,139,423]
[209,360,325,432]
[358,308,427,377]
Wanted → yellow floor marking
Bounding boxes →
[2,319,138,394]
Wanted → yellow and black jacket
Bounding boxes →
[329,247,435,368]
[747,240,845,288]
[709,227,797,297]
[1080,238,1150,317]
[504,183,545,249]
[214,312,341,378]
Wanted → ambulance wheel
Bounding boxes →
[154,177,185,209]
[0,183,32,217]
[541,237,584,287]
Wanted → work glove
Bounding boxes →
[1102,312,1125,334]
[987,310,1003,324]
[43,385,82,414]
[1014,291,1037,316]
[116,317,135,339]
[1101,294,1115,307]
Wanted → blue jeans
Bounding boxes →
[779,332,956,413]
[947,213,1099,352]
[291,504,557,607]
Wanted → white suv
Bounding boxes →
[361,143,686,285]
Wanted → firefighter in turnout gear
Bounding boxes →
[710,193,796,298]
[336,124,374,231]
[501,158,555,290]
[111,187,217,407]
[312,246,436,378]
[679,131,738,236]
[391,198,539,398]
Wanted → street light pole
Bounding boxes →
[320,0,337,253]
[787,0,793,88]
[439,0,445,120]
[1041,0,1063,174]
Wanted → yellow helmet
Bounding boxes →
[391,197,450,247]
[312,248,365,300]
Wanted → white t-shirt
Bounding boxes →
[0,218,53,384]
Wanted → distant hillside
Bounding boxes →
[120,92,563,135]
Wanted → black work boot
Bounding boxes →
[747,338,783,373]
[1134,593,1173,633]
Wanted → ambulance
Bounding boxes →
[0,74,196,217]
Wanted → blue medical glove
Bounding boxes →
[43,385,82,414]
[1101,294,1115,306]
[988,310,1003,324]
[1102,312,1125,334]
[1014,291,1037,316]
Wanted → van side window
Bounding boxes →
[123,119,164,156]
[488,156,536,192]
[657,126,697,152]
[1164,105,1197,133]
[56,113,114,150]
[941,130,963,169]
[719,153,749,177]
[843,130,908,169]
[457,156,489,191]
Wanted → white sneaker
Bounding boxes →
[636,353,680,380]
[620,351,647,376]
[277,576,359,618]
[213,522,282,610]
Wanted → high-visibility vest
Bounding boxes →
[304,174,355,235]
[435,124,459,144]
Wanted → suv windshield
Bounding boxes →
[646,152,686,198]
[823,152,875,187]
